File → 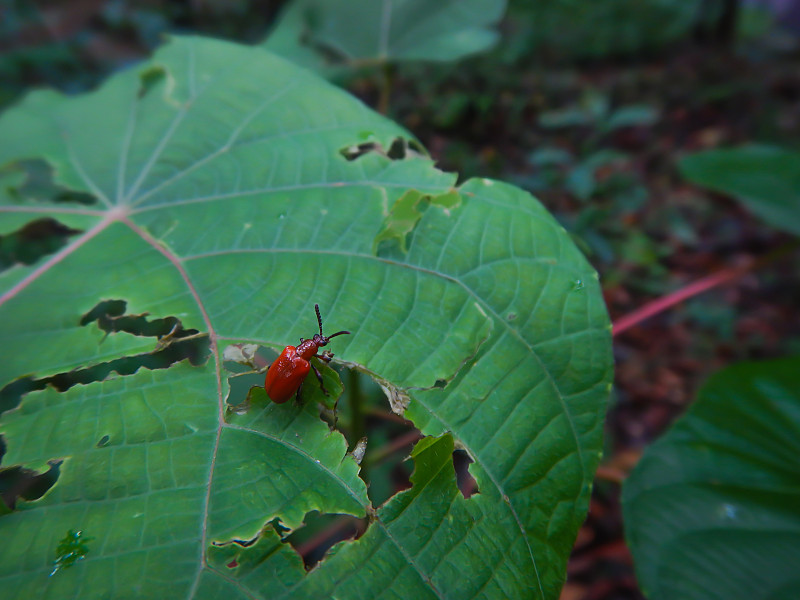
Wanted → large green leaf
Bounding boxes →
[264,0,506,71]
[623,357,800,600]
[679,145,800,237]
[0,36,612,599]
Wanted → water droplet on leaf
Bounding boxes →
[719,503,737,520]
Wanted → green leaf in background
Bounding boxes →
[538,88,608,129]
[679,145,800,237]
[264,0,507,72]
[623,357,800,600]
[0,36,611,599]
[509,0,705,59]
[601,104,659,133]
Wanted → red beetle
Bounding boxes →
[265,304,350,403]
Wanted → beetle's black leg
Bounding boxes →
[295,379,304,405]
[319,350,333,363]
[312,362,329,396]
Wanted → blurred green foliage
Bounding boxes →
[503,0,707,61]
[264,0,507,72]
[624,356,800,600]
[680,145,800,237]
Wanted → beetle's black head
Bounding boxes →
[315,331,350,347]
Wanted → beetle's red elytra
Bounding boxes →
[264,304,350,404]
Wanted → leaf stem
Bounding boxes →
[612,240,799,336]
[293,515,363,561]
[363,429,422,467]
[594,465,628,484]
[366,406,414,425]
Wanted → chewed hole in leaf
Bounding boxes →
[0,460,61,511]
[2,159,97,205]
[386,137,426,160]
[0,218,83,273]
[453,449,479,498]
[288,437,482,571]
[386,138,407,160]
[0,376,39,416]
[222,352,424,507]
[222,343,267,371]
[339,142,382,161]
[0,301,210,414]
[284,511,367,570]
[338,136,425,162]
[80,298,201,342]
[216,534,261,549]
[79,299,127,326]
[222,347,276,418]
[0,301,210,514]
[209,512,365,574]
[219,350,481,570]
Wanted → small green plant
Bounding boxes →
[519,89,663,278]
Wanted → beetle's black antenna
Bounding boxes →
[315,304,350,342]
[315,304,324,336]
